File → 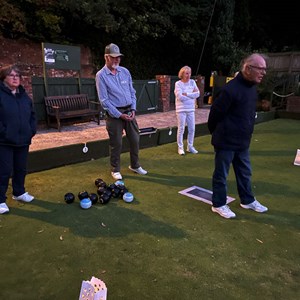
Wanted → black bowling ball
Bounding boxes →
[78,190,89,200]
[98,181,107,188]
[103,189,112,198]
[89,193,99,205]
[95,178,106,187]
[112,186,121,198]
[119,187,129,198]
[64,192,75,204]
[99,192,111,204]
[108,183,116,190]
[97,186,106,196]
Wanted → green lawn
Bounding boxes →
[0,118,299,300]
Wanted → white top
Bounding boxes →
[174,79,200,112]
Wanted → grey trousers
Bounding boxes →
[106,115,140,172]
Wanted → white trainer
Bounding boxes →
[211,205,236,219]
[12,192,34,202]
[0,203,9,214]
[240,199,268,213]
[128,166,147,175]
[187,147,198,154]
[111,172,122,180]
[178,148,185,155]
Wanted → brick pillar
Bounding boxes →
[156,75,171,112]
[194,75,205,108]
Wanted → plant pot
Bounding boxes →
[261,99,271,111]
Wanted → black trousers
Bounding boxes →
[0,145,29,203]
[105,115,140,173]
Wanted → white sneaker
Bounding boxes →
[187,147,198,154]
[111,172,122,180]
[178,148,185,155]
[128,166,147,175]
[0,203,9,214]
[240,199,268,213]
[211,205,236,219]
[12,192,34,202]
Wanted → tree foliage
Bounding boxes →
[0,0,26,38]
[0,0,299,78]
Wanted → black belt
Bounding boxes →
[117,105,131,110]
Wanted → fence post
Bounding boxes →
[194,75,205,108]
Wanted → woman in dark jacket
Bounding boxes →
[0,64,36,214]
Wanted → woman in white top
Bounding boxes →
[174,66,200,155]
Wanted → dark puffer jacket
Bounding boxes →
[207,72,257,150]
[0,81,36,146]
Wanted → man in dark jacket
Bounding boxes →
[0,65,36,214]
[208,53,268,219]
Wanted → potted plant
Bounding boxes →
[258,72,299,111]
[286,82,300,112]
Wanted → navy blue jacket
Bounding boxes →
[207,72,257,150]
[0,81,36,146]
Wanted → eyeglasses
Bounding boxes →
[8,74,20,79]
[249,65,267,72]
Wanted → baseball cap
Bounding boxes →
[104,43,124,57]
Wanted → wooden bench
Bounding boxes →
[44,94,103,131]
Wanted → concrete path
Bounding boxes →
[30,107,210,152]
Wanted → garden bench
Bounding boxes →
[44,94,103,131]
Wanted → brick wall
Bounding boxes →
[0,36,94,97]
[0,37,205,112]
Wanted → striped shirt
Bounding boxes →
[96,65,136,118]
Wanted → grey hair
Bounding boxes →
[0,64,22,81]
[241,53,267,71]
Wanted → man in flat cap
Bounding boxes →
[96,43,147,180]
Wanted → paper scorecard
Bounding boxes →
[294,149,300,166]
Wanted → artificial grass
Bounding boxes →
[0,119,299,300]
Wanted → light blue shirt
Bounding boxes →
[95,65,137,118]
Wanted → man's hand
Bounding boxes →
[120,110,135,121]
